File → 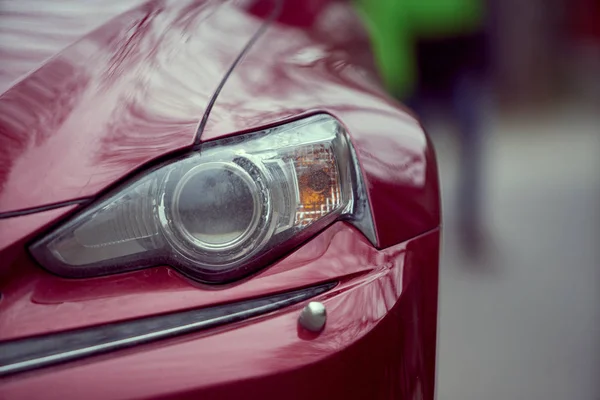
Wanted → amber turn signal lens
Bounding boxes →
[294,144,341,227]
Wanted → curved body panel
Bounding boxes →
[0,0,269,213]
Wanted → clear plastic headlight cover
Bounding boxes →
[30,115,376,283]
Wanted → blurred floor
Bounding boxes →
[432,99,600,399]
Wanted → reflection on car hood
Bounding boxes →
[0,0,266,213]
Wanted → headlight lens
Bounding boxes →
[30,115,375,283]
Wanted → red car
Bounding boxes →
[0,0,440,398]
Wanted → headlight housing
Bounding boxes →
[30,115,376,283]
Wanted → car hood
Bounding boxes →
[0,0,269,214]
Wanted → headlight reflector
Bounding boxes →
[173,162,260,248]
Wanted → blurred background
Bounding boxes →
[353,0,600,398]
[354,0,600,398]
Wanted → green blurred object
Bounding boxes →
[354,0,484,98]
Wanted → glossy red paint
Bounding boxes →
[0,1,440,399]
[0,0,147,93]
[0,0,275,213]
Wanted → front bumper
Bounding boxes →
[0,223,439,400]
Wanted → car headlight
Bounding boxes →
[30,115,376,283]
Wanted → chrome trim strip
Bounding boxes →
[0,282,335,376]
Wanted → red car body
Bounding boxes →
[0,1,440,399]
